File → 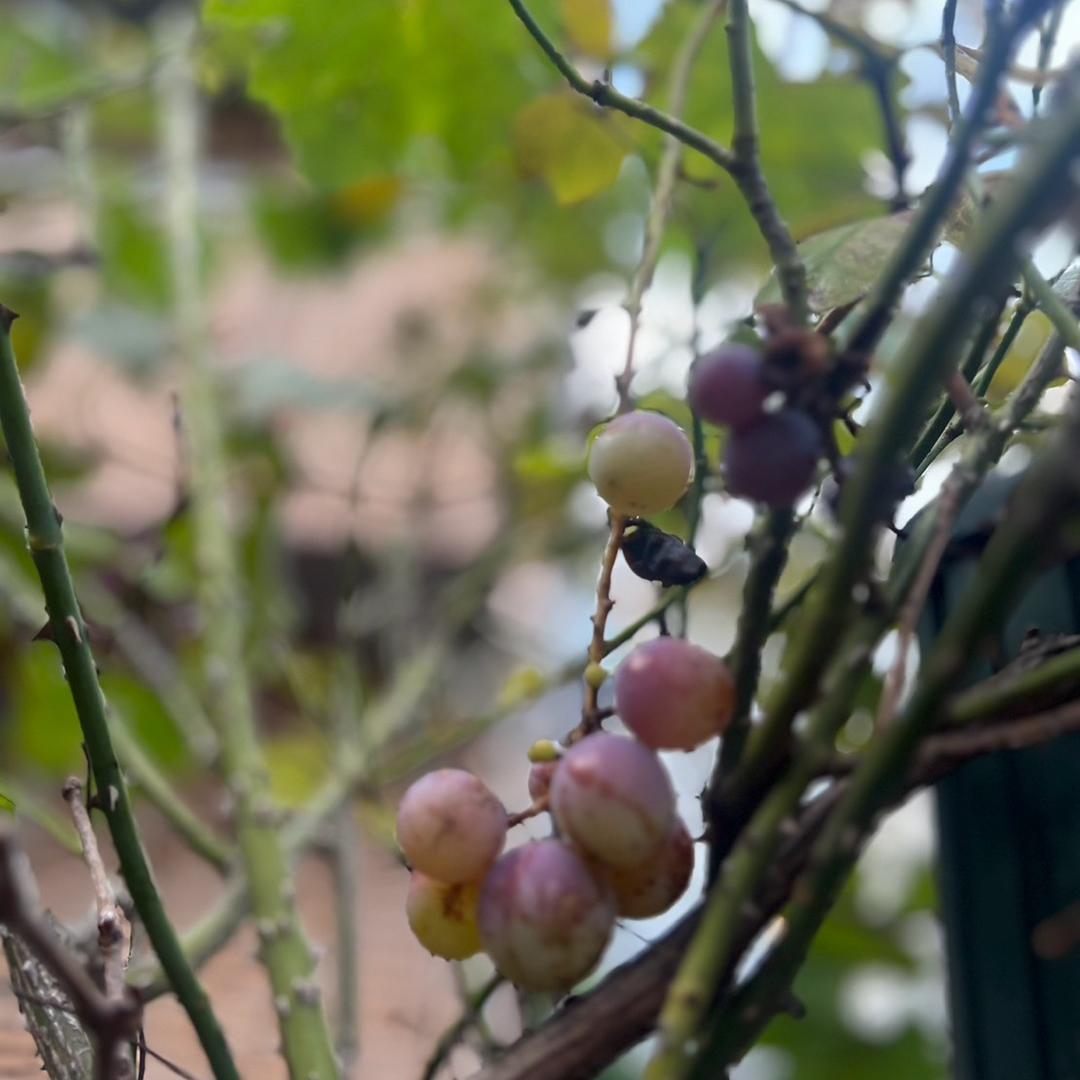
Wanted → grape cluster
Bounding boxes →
[397,410,739,992]
[689,342,825,507]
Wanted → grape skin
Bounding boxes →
[688,344,769,431]
[527,761,558,801]
[396,769,507,884]
[478,840,615,991]
[614,637,735,751]
[550,732,675,869]
[406,873,483,960]
[724,409,822,507]
[602,817,695,919]
[588,411,694,517]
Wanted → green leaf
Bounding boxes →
[757,213,915,312]
[514,94,630,204]
[0,792,13,814]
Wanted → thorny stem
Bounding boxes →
[156,13,338,1078]
[0,309,239,1080]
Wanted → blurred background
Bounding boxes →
[0,0,1077,1076]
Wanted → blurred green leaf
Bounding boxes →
[0,792,13,814]
[204,0,558,188]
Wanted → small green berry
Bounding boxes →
[584,662,608,690]
[528,739,561,763]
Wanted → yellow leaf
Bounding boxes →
[331,175,403,226]
[514,94,628,205]
[561,0,613,59]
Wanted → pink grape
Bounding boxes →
[405,873,483,960]
[688,344,769,431]
[550,733,675,869]
[527,761,558,801]
[614,637,735,751]
[588,411,694,517]
[724,409,822,507]
[396,769,507,884]
[603,818,695,919]
[478,840,615,991]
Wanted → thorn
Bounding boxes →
[0,304,19,332]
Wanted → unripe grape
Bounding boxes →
[527,739,560,763]
[603,818,695,919]
[406,873,483,960]
[688,344,769,431]
[550,733,675,869]
[588,411,693,517]
[613,637,735,751]
[724,409,822,507]
[478,840,615,991]
[396,769,507,884]
[527,761,558,801]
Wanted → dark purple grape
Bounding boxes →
[688,344,769,431]
[724,410,823,507]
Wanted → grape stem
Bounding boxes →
[575,515,627,740]
[508,795,550,828]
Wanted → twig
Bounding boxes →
[62,779,132,1004]
[155,13,337,1078]
[421,974,503,1080]
[0,312,238,1077]
[576,515,626,738]
[1033,4,1066,112]
[505,0,734,174]
[63,777,134,1079]
[504,0,808,319]
[725,0,807,322]
[773,0,908,206]
[840,4,1031,361]
[615,0,725,411]
[942,0,962,128]
[0,831,141,1079]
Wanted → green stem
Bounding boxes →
[698,386,1080,1072]
[0,310,240,1080]
[715,510,796,778]
[156,15,338,1078]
